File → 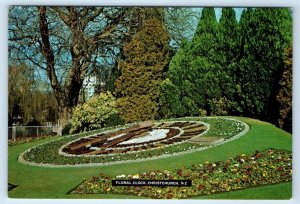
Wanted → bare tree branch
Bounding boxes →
[38,6,61,92]
[81,7,104,29]
[52,7,71,26]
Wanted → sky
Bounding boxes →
[8,7,246,87]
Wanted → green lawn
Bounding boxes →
[8,117,292,199]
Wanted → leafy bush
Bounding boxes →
[117,95,158,123]
[276,47,292,133]
[208,97,229,116]
[199,109,207,116]
[70,92,117,133]
[159,78,183,118]
[103,113,125,128]
[61,123,72,135]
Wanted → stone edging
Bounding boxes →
[18,117,249,168]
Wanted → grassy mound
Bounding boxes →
[8,117,292,199]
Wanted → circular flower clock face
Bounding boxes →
[18,118,249,167]
[61,121,207,156]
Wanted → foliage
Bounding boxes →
[190,8,222,113]
[160,8,292,129]
[161,8,225,118]
[72,149,292,199]
[163,39,197,117]
[207,97,230,116]
[8,64,58,125]
[216,8,241,115]
[164,8,200,47]
[217,8,239,66]
[276,47,292,133]
[158,78,183,118]
[70,92,117,133]
[9,6,133,124]
[199,109,208,117]
[236,8,292,120]
[61,123,72,135]
[103,113,125,128]
[115,18,170,122]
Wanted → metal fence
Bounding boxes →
[8,126,62,140]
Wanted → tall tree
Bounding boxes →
[9,6,129,125]
[217,8,241,115]
[115,18,170,122]
[159,40,192,117]
[276,46,292,133]
[8,64,58,125]
[160,8,222,118]
[190,8,223,115]
[236,8,292,120]
[217,8,239,67]
[164,8,200,48]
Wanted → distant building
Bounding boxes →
[82,75,97,100]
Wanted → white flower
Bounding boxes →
[234,164,239,167]
[240,159,245,163]
[212,163,216,167]
[133,174,139,179]
[120,129,169,145]
[116,174,126,178]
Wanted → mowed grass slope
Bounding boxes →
[8,117,292,199]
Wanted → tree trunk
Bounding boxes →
[37,6,126,125]
[39,6,88,126]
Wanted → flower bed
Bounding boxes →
[18,117,248,167]
[61,121,206,156]
[120,129,170,144]
[71,149,292,199]
[197,117,245,138]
